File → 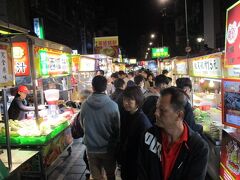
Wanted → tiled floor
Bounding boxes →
[48,139,88,180]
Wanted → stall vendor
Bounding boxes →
[8,85,42,120]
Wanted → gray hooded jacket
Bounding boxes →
[80,93,120,153]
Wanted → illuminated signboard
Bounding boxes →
[36,47,71,77]
[152,47,170,58]
[79,57,95,71]
[129,59,137,64]
[225,1,240,66]
[33,18,44,39]
[72,55,80,73]
[189,53,223,78]
[175,60,188,75]
[94,36,119,58]
[13,42,30,76]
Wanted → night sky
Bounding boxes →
[101,0,163,57]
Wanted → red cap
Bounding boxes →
[18,85,29,94]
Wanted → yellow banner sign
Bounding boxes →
[94,36,119,58]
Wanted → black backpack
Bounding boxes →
[71,112,84,139]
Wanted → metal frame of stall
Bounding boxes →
[8,34,74,180]
[0,20,29,172]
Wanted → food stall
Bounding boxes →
[0,22,42,180]
[0,48,40,179]
[0,34,78,179]
[158,59,174,78]
[188,52,224,179]
[172,57,188,85]
[220,1,240,179]
[71,54,96,101]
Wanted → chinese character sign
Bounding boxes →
[94,36,119,58]
[0,43,14,87]
[225,1,240,66]
[13,42,30,76]
[189,53,223,78]
[35,46,71,77]
[152,47,170,59]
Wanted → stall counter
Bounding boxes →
[0,149,39,178]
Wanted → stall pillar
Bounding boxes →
[27,37,39,122]
[2,89,12,170]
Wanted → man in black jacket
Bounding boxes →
[176,78,203,134]
[138,87,209,180]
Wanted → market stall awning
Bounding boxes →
[0,20,29,35]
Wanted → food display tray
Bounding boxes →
[0,121,69,146]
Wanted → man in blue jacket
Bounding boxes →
[138,87,209,180]
[80,76,120,180]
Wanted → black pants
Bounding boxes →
[83,150,89,170]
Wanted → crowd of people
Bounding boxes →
[77,69,209,180]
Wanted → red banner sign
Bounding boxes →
[225,1,240,66]
[13,42,30,76]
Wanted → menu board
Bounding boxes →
[223,79,240,128]
[34,46,71,78]
[220,129,240,179]
[225,1,240,66]
[189,53,223,78]
[79,57,95,72]
[0,43,14,87]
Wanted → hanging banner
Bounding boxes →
[94,36,119,58]
[13,42,30,76]
[189,53,223,78]
[225,1,240,67]
[0,43,14,87]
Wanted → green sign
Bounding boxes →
[33,18,45,39]
[151,47,169,58]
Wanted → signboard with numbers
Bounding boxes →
[13,42,30,76]
[34,46,71,78]
[189,53,223,78]
[0,43,14,87]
